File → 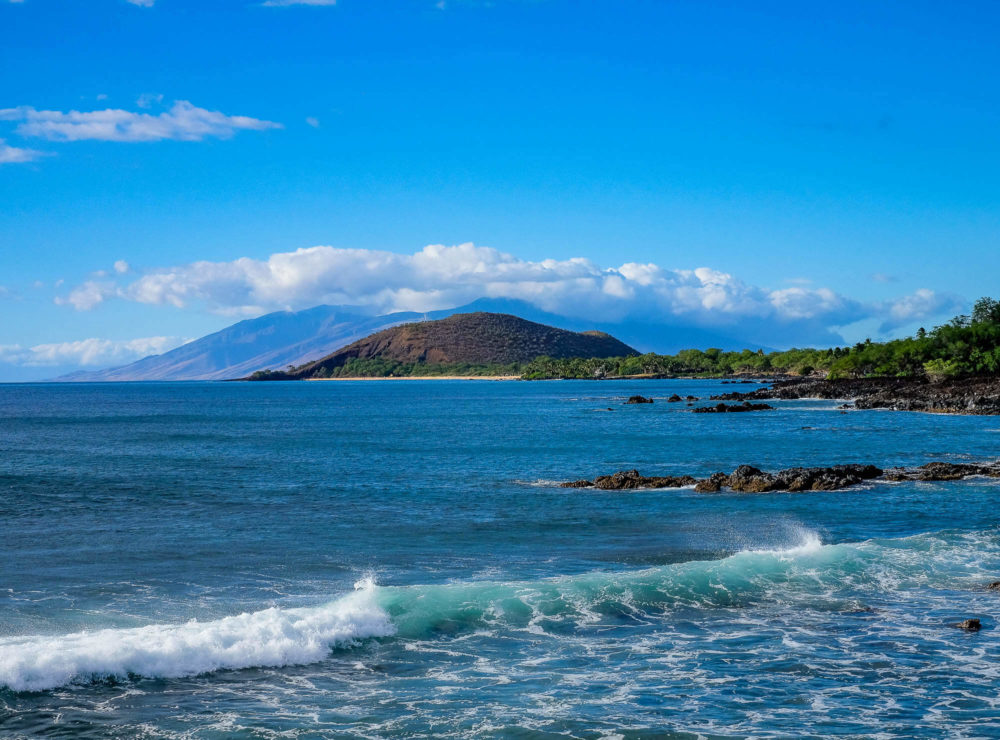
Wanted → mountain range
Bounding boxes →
[53,299,762,381]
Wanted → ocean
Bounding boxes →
[1,379,999,738]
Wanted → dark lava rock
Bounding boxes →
[721,463,881,493]
[667,394,683,402]
[714,376,1000,415]
[591,469,696,490]
[694,472,728,493]
[686,395,699,401]
[772,464,882,492]
[986,581,1000,591]
[954,619,982,631]
[726,465,776,492]
[625,395,654,405]
[883,462,1000,482]
[693,401,773,414]
[711,391,750,401]
[561,459,989,495]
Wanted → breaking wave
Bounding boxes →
[0,578,392,693]
[4,528,998,692]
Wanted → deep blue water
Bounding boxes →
[2,379,1000,738]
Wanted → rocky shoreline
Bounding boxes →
[692,401,773,413]
[710,376,1000,415]
[560,461,1000,493]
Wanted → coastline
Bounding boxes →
[712,375,1000,415]
[307,375,521,381]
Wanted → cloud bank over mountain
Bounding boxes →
[54,243,961,348]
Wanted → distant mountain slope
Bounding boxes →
[50,297,769,382]
[51,306,428,382]
[288,312,638,378]
[456,298,773,354]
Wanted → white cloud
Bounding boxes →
[126,0,155,5]
[0,138,47,164]
[114,260,131,274]
[871,272,898,283]
[0,336,187,368]
[51,242,960,345]
[879,288,962,331]
[305,116,320,128]
[54,280,118,311]
[0,101,282,143]
[136,93,164,109]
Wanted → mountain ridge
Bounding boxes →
[285,312,638,378]
[49,298,769,382]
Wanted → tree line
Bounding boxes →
[249,297,1000,381]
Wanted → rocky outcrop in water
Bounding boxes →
[954,619,982,631]
[883,462,1000,481]
[692,401,773,413]
[625,395,654,404]
[559,469,696,490]
[711,376,1000,415]
[724,464,883,492]
[694,473,728,492]
[560,460,997,492]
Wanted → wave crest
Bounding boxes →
[0,578,393,693]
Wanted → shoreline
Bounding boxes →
[712,376,1000,415]
[307,375,521,381]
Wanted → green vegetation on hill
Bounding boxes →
[514,298,1000,380]
[248,298,1000,381]
[281,312,636,379]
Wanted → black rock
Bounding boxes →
[693,401,773,413]
[589,469,696,490]
[954,619,982,631]
[883,462,1000,482]
[625,395,654,405]
[694,472,728,493]
[715,376,1000,416]
[771,464,882,492]
[726,465,776,492]
[559,480,593,488]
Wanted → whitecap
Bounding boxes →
[0,579,393,692]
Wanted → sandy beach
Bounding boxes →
[307,375,521,381]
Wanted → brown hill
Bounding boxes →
[287,312,637,378]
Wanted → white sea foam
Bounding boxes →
[751,529,825,557]
[0,578,393,692]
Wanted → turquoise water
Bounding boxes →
[2,379,1000,738]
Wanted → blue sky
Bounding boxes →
[1,0,998,379]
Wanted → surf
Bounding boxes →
[3,528,997,693]
[0,578,393,693]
